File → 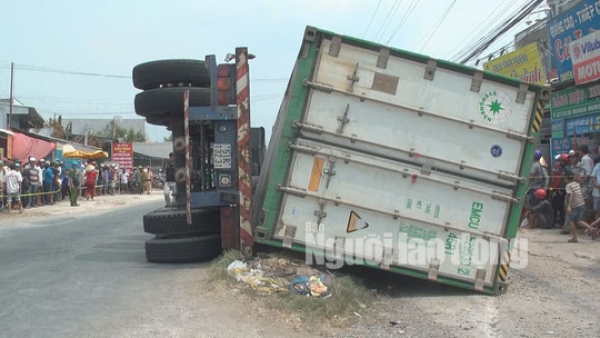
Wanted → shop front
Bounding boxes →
[550,83,600,163]
[0,128,14,159]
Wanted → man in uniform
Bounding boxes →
[162,152,176,207]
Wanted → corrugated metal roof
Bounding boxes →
[132,142,171,159]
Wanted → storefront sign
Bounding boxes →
[570,30,600,84]
[550,83,600,120]
[483,43,546,85]
[551,137,572,164]
[547,0,600,82]
[565,113,600,136]
[111,142,133,171]
[552,119,564,138]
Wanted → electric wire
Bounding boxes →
[378,0,403,43]
[372,0,400,41]
[415,0,457,53]
[457,0,544,64]
[444,0,520,60]
[385,0,420,45]
[362,0,383,38]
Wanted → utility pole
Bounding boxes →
[8,62,14,129]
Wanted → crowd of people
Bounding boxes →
[0,156,162,215]
[523,144,600,243]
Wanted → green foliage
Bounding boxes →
[102,121,147,142]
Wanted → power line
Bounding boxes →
[385,0,420,45]
[362,0,383,38]
[416,0,457,53]
[0,63,288,82]
[372,0,400,41]
[444,0,520,60]
[378,0,403,43]
[411,0,457,52]
[458,0,544,65]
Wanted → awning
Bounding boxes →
[11,131,56,162]
[62,144,108,160]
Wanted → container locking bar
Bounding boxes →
[287,142,523,201]
[301,80,536,142]
[277,186,507,241]
[292,126,528,183]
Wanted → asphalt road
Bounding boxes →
[0,202,200,337]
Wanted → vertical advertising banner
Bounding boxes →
[483,43,546,85]
[547,0,600,83]
[569,30,600,84]
[111,142,133,171]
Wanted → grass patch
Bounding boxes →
[208,249,373,326]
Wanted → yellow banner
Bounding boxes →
[483,43,546,85]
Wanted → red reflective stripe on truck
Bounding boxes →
[184,89,192,225]
[236,47,253,256]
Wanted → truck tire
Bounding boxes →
[134,87,210,118]
[143,208,221,236]
[145,114,171,127]
[145,234,222,263]
[132,59,211,90]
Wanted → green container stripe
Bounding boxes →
[254,237,499,295]
[309,26,546,91]
[259,34,319,236]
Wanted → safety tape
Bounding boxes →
[0,184,109,198]
[531,101,544,133]
[498,249,511,282]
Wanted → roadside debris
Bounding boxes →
[226,256,331,298]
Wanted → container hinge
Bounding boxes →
[282,225,297,249]
[333,237,345,259]
[402,168,410,178]
[334,196,341,206]
[393,209,400,219]
[470,70,484,92]
[343,153,351,164]
[424,59,437,81]
[329,35,342,57]
[516,82,528,104]
[497,170,524,183]
[428,258,441,281]
[277,185,308,198]
[292,120,324,134]
[302,79,333,93]
[474,268,487,291]
[314,198,327,224]
[377,47,390,69]
[453,180,460,190]
[347,63,360,92]
[492,190,519,204]
[380,248,393,270]
[506,129,534,142]
[304,26,317,42]
[420,161,432,176]
[336,103,351,134]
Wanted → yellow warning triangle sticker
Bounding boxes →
[347,210,369,233]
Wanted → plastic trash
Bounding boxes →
[290,275,331,298]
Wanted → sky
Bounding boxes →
[0,0,544,143]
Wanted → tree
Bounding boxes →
[164,135,173,141]
[102,121,147,142]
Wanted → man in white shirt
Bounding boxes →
[120,168,130,194]
[5,163,23,214]
[578,145,595,220]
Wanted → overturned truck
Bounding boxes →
[132,26,549,295]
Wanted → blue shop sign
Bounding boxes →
[547,0,600,83]
[565,113,600,136]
